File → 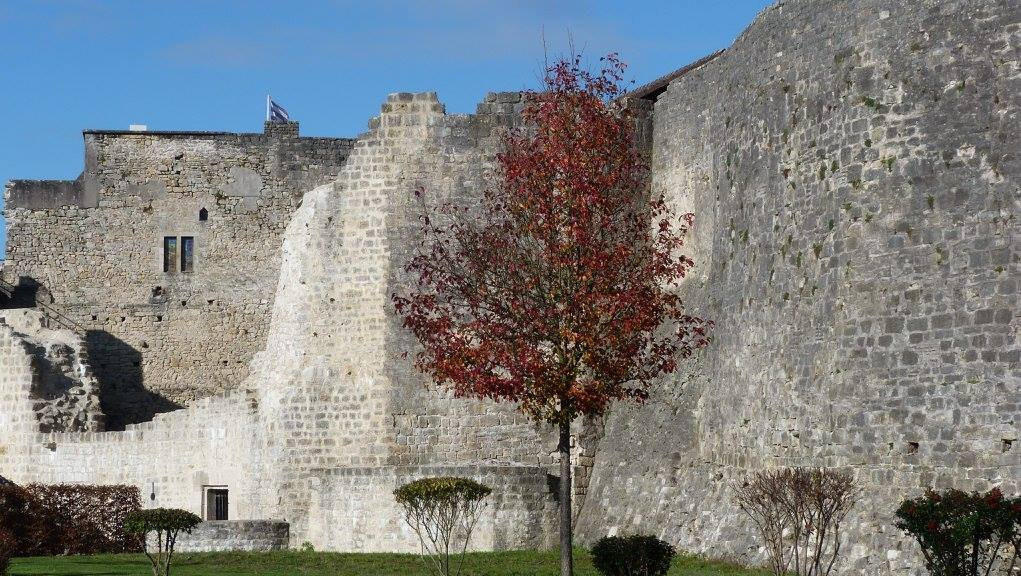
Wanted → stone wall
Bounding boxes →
[304,466,556,552]
[0,93,568,552]
[1,0,1015,565]
[0,309,104,434]
[171,521,289,552]
[0,390,266,519]
[577,1,1020,574]
[242,92,564,547]
[2,123,354,428]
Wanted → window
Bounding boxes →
[163,237,177,273]
[204,487,229,521]
[181,237,194,273]
[164,236,196,274]
[199,208,208,222]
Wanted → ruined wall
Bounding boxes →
[242,92,560,549]
[0,309,103,435]
[0,389,265,520]
[578,1,1020,574]
[2,123,354,427]
[0,93,565,552]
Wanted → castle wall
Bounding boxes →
[577,1,1020,574]
[242,92,560,548]
[0,318,42,474]
[0,390,265,521]
[0,309,104,434]
[2,124,354,428]
[3,0,1015,564]
[305,466,556,552]
[0,93,566,552]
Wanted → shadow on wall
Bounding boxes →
[28,346,81,400]
[85,330,182,430]
[0,276,43,309]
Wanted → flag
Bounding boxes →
[268,98,289,123]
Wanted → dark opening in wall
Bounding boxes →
[181,237,194,273]
[199,208,208,222]
[907,441,920,454]
[204,487,229,521]
[1003,439,1014,453]
[163,237,177,273]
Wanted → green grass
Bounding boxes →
[10,549,768,576]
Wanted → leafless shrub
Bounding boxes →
[736,468,861,576]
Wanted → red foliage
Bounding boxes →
[393,53,712,426]
[0,529,13,575]
[0,482,141,556]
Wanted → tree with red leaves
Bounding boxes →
[392,53,712,575]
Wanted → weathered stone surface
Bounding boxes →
[2,123,354,428]
[304,466,556,552]
[168,521,289,552]
[576,1,1019,574]
[0,309,104,434]
[0,93,568,552]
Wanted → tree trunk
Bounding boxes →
[559,420,574,576]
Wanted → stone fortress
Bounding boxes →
[0,0,1017,573]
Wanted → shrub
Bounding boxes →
[28,483,142,554]
[895,487,1021,576]
[0,484,30,545]
[591,534,676,576]
[0,529,14,576]
[0,482,141,556]
[394,477,492,576]
[124,508,202,576]
[736,468,860,576]
[0,482,56,556]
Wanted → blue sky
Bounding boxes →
[0,0,771,255]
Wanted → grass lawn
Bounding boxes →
[10,549,768,576]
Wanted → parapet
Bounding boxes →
[4,177,90,211]
[4,121,355,213]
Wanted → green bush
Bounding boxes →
[124,508,202,576]
[394,477,492,576]
[591,534,676,576]
[895,487,1021,576]
[394,477,492,507]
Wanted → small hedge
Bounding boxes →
[394,477,492,576]
[123,508,202,536]
[124,508,202,576]
[0,481,141,556]
[394,476,492,508]
[591,534,676,576]
[0,529,13,576]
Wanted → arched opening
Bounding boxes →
[199,207,208,221]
